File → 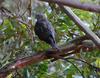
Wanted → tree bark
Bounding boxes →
[40,0,100,13]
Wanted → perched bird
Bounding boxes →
[34,13,59,50]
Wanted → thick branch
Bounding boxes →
[0,32,99,77]
[59,6,100,48]
[0,43,76,77]
[40,0,100,13]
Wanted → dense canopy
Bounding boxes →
[0,0,100,78]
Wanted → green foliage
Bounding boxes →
[0,0,100,78]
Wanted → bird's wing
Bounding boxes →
[45,20,55,38]
[35,19,56,43]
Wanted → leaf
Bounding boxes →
[23,68,31,78]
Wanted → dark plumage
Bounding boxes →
[34,13,58,50]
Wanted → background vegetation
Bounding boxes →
[0,0,100,78]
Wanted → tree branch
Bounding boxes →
[0,32,99,77]
[40,0,100,13]
[58,6,100,48]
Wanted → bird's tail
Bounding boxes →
[52,43,59,50]
[50,38,60,51]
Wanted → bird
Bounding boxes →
[34,13,59,50]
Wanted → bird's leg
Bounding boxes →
[46,49,62,60]
[51,46,61,52]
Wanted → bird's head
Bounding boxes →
[35,13,46,21]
